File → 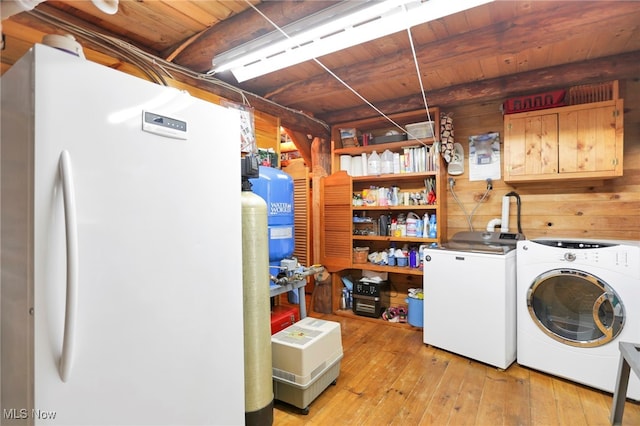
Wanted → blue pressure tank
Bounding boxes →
[249,166,295,280]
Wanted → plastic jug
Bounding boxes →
[406,212,420,237]
[367,150,381,175]
[381,149,394,174]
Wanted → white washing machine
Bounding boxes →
[423,231,524,369]
[517,239,640,400]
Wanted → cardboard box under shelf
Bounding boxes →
[271,317,343,410]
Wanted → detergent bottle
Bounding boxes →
[428,214,437,239]
[409,247,418,268]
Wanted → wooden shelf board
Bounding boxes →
[352,235,437,245]
[350,171,437,182]
[350,262,424,275]
[334,309,423,330]
[353,205,438,211]
[334,139,437,156]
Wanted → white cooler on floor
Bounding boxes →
[271,317,343,412]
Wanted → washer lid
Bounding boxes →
[439,231,525,254]
[440,241,514,254]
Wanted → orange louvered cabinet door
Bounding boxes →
[319,171,353,272]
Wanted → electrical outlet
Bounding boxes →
[449,177,455,187]
[486,178,493,190]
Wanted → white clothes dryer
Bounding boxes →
[517,239,640,400]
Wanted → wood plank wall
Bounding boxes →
[443,78,640,241]
[167,78,280,158]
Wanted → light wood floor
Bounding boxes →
[273,312,640,426]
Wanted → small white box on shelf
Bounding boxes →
[406,121,435,139]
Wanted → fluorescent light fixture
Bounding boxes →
[211,0,494,82]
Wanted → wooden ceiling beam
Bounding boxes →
[264,1,639,108]
[319,51,640,125]
[283,129,313,167]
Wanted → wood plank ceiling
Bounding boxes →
[2,0,639,142]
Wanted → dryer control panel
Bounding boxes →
[528,239,640,273]
[537,240,615,249]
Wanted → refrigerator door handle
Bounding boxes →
[58,150,79,382]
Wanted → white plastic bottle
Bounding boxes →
[368,150,381,175]
[381,149,394,174]
[423,213,429,238]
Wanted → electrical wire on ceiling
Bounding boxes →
[402,5,491,233]
[25,8,330,132]
[244,0,435,146]
[405,22,436,142]
[29,8,237,94]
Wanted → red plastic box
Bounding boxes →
[270,305,300,335]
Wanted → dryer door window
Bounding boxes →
[527,268,625,348]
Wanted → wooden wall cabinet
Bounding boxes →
[503,99,624,182]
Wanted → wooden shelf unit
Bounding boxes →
[320,108,446,326]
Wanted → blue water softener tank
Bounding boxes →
[249,166,295,280]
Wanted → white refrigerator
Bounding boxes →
[1,44,245,425]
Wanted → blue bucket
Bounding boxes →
[406,297,424,327]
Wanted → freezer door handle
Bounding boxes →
[59,150,79,382]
